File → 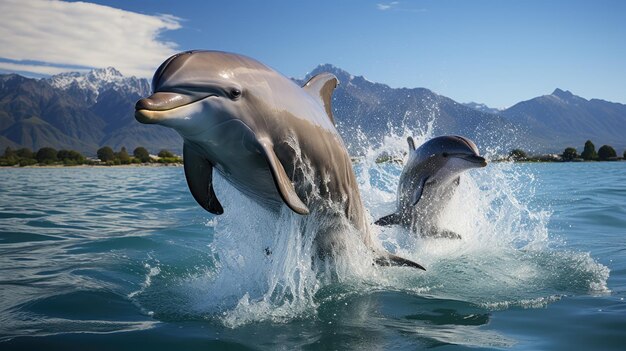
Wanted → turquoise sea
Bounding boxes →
[0,159,624,350]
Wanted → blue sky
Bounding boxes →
[0,0,624,107]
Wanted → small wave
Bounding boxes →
[128,261,161,299]
[480,295,563,310]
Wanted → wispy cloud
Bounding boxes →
[376,1,426,13]
[377,1,399,11]
[0,60,90,76]
[0,0,182,78]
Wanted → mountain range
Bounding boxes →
[0,68,180,155]
[0,66,624,156]
[500,88,626,151]
[300,65,520,155]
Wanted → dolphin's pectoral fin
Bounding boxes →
[407,136,416,151]
[183,143,224,215]
[375,253,426,271]
[411,176,429,206]
[302,73,339,124]
[375,212,402,226]
[258,141,310,215]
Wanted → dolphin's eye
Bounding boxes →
[442,152,449,158]
[230,89,242,99]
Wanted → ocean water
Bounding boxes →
[0,155,624,349]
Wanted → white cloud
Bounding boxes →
[0,0,181,78]
[376,1,426,13]
[377,1,399,11]
[0,61,89,76]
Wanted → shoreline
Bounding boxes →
[493,159,625,164]
[0,163,183,169]
[1,159,625,169]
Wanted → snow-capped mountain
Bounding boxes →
[47,67,151,104]
[462,102,502,115]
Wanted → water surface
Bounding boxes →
[0,161,624,350]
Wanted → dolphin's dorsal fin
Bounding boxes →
[302,73,338,124]
[183,143,224,214]
[258,139,310,215]
[411,176,429,206]
[407,136,416,151]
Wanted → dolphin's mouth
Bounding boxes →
[445,153,488,167]
[460,154,488,167]
[135,92,216,124]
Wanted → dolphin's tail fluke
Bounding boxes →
[374,212,402,226]
[375,253,426,271]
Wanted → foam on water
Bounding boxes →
[128,262,161,299]
[136,120,609,328]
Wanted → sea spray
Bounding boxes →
[356,122,609,306]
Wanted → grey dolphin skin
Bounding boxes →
[135,50,424,270]
[375,135,487,238]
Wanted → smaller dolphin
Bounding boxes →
[375,135,487,238]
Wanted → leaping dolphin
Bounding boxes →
[375,135,487,238]
[135,50,424,270]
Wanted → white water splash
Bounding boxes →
[181,172,378,327]
[166,116,609,327]
[355,120,610,304]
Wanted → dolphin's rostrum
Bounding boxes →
[375,135,487,238]
[135,50,424,270]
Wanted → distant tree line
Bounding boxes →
[508,140,624,162]
[562,140,620,161]
[0,146,182,167]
